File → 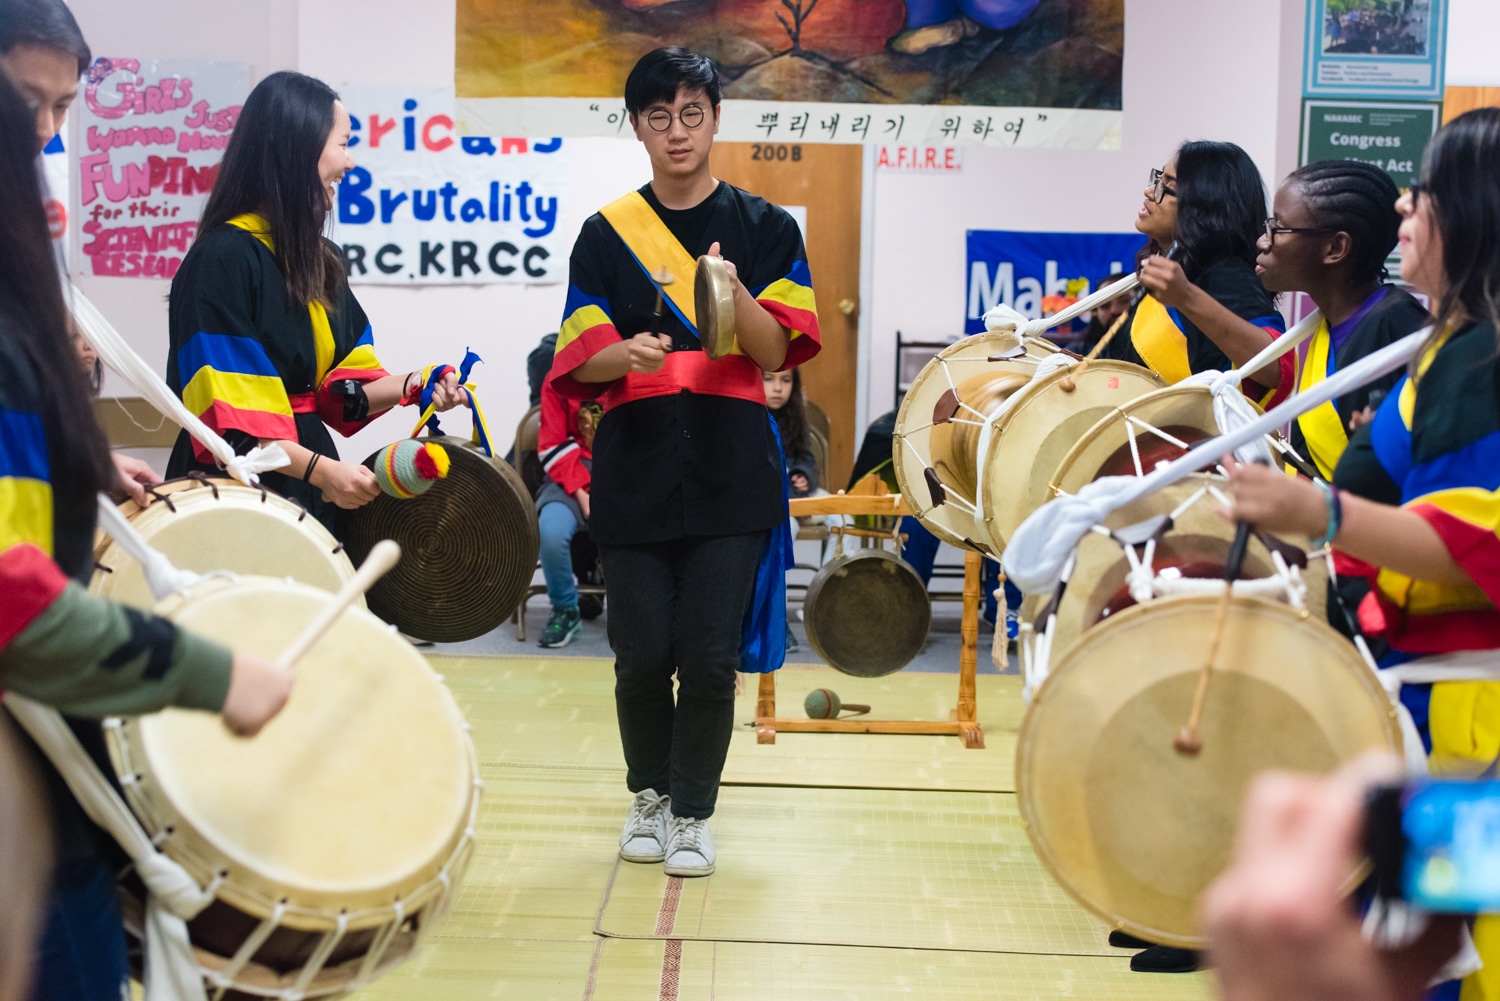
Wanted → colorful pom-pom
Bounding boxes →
[374,439,449,499]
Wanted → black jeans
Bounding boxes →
[599,531,768,819]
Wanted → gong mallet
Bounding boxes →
[276,539,401,669]
[804,689,871,720]
[1173,519,1253,756]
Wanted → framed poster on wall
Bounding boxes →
[1304,0,1447,100]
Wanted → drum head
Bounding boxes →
[91,477,356,610]
[116,577,475,930]
[695,254,737,361]
[1051,385,1226,498]
[804,549,930,677]
[1039,477,1325,657]
[893,333,1059,553]
[1017,594,1399,948]
[978,361,1163,553]
[342,437,540,643]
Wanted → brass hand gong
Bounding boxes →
[695,254,736,360]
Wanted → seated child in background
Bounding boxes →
[762,368,817,498]
[534,379,602,649]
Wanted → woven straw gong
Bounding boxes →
[804,549,930,677]
[342,437,539,643]
[1016,593,1400,948]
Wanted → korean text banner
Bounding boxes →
[75,57,249,280]
[965,229,1142,336]
[454,0,1123,150]
[334,87,567,286]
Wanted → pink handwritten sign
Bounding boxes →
[75,57,249,280]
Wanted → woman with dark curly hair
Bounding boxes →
[1102,140,1294,409]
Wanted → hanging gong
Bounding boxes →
[803,548,930,677]
[695,254,736,360]
[1017,593,1401,949]
[341,436,539,643]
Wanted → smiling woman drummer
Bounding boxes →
[165,71,463,530]
[1100,141,1294,409]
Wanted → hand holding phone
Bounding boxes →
[1367,779,1500,914]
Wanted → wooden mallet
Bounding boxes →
[1174,519,1253,756]
[275,539,401,669]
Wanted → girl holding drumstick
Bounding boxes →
[1102,140,1294,410]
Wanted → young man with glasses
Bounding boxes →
[549,47,819,877]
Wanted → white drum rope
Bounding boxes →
[4,696,215,1001]
[978,273,1141,339]
[96,493,204,601]
[1003,326,1432,594]
[68,285,289,486]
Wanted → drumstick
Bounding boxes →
[1174,519,1252,756]
[275,540,402,669]
[1063,241,1177,393]
[1058,307,1132,393]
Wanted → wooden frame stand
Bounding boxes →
[760,486,985,749]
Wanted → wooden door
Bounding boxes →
[712,142,862,489]
[1444,87,1500,123]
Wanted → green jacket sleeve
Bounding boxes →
[1,545,232,717]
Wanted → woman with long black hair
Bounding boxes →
[1102,140,1294,409]
[1226,107,1500,1001]
[166,71,462,529]
[0,71,292,1001]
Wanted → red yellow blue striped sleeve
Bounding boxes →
[753,257,821,370]
[169,236,295,460]
[551,282,623,400]
[0,406,54,563]
[317,321,392,436]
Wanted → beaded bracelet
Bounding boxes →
[1309,478,1343,549]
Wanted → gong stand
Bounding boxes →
[758,490,985,749]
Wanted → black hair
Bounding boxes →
[0,72,113,519]
[198,71,345,308]
[1286,160,1401,284]
[1417,108,1500,344]
[0,0,90,75]
[767,367,810,458]
[624,47,721,116]
[1170,141,1267,280]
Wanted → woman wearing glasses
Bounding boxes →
[1102,141,1294,409]
[1255,160,1429,480]
[1220,107,1500,1001]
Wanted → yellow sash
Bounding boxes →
[597,191,700,331]
[1294,319,1349,479]
[227,214,336,382]
[1129,295,1192,384]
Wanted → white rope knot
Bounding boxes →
[225,442,291,486]
[136,852,217,919]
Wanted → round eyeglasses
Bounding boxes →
[1148,167,1178,204]
[645,106,707,132]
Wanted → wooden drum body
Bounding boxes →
[893,332,1059,553]
[1017,594,1401,948]
[1029,476,1326,659]
[107,577,479,998]
[92,476,357,610]
[975,361,1164,553]
[342,436,540,643]
[1050,384,1227,497]
[803,548,930,677]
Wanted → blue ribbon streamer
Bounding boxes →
[739,413,794,674]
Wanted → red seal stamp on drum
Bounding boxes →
[1108,376,1120,389]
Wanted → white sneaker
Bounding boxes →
[618,790,670,863]
[664,815,716,877]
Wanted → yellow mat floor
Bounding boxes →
[347,656,1215,1000]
